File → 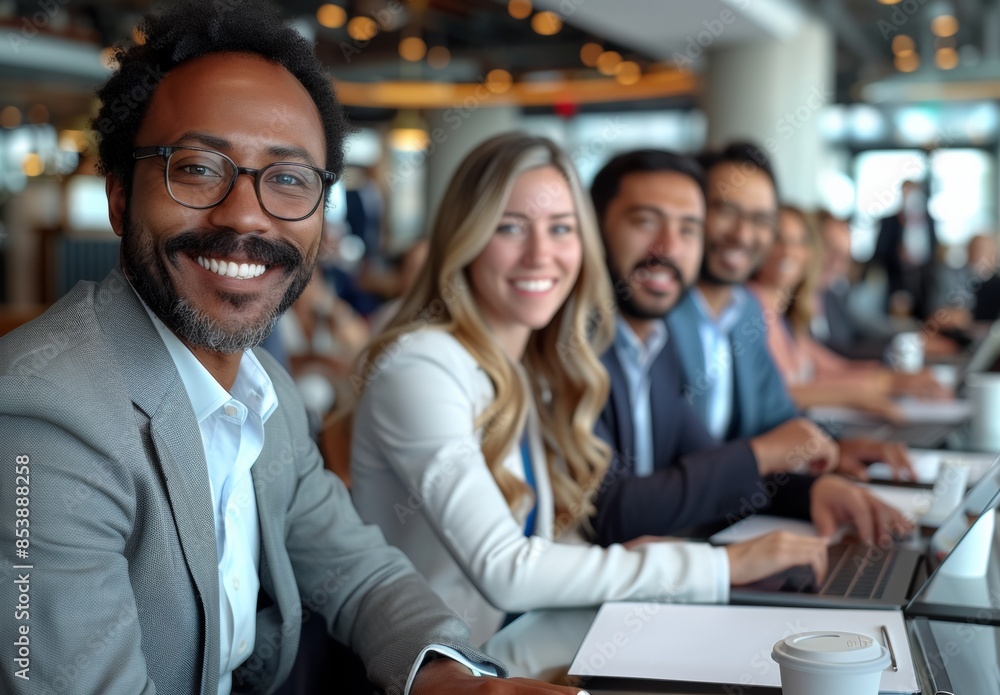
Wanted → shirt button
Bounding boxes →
[232,576,240,591]
[238,639,247,654]
[225,404,237,417]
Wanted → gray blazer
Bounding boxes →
[0,268,497,694]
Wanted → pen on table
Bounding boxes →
[880,624,898,672]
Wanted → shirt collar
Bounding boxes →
[129,284,278,425]
[690,285,747,334]
[614,315,668,365]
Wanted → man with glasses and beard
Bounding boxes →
[587,149,911,558]
[0,2,586,695]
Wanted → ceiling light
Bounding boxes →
[891,35,914,55]
[427,45,451,69]
[935,46,959,69]
[347,16,379,41]
[614,61,641,86]
[316,4,347,29]
[508,0,532,20]
[931,14,958,37]
[531,11,562,36]
[877,0,902,4]
[399,36,427,62]
[580,42,603,67]
[595,50,622,76]
[486,68,513,94]
[895,52,920,72]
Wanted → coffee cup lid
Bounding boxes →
[771,632,891,676]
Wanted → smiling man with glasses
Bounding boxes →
[0,2,585,694]
[666,142,912,484]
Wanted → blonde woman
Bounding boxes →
[750,205,948,419]
[347,134,829,645]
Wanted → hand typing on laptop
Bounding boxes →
[810,474,915,546]
[835,438,914,481]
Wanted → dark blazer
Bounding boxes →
[591,333,815,547]
[873,212,938,320]
[667,291,799,440]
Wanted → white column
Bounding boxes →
[702,19,835,207]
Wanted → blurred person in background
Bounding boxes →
[871,180,939,321]
[749,206,949,421]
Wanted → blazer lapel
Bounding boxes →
[95,268,221,693]
[601,348,635,461]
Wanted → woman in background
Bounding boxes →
[750,205,948,420]
[345,133,828,645]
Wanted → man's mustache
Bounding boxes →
[630,256,684,286]
[164,229,302,273]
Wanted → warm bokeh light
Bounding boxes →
[931,14,959,37]
[100,47,118,69]
[399,36,427,62]
[1,106,22,128]
[614,60,641,85]
[27,104,49,123]
[347,16,379,41]
[580,42,603,67]
[317,4,347,29]
[596,50,622,76]
[131,26,146,45]
[59,130,88,152]
[389,127,430,152]
[427,45,451,69]
[877,0,902,4]
[23,153,43,177]
[486,68,513,93]
[936,46,959,69]
[508,0,531,20]
[891,35,914,55]
[895,52,920,72]
[531,11,562,36]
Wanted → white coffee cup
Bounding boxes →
[939,509,996,579]
[888,332,924,373]
[771,631,890,695]
[966,373,1000,452]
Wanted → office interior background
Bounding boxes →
[0,0,998,331]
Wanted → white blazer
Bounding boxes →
[350,329,729,646]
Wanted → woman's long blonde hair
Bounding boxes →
[777,205,824,336]
[348,132,614,529]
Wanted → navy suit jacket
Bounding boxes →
[591,329,814,547]
[667,291,799,440]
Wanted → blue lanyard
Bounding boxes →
[520,434,537,537]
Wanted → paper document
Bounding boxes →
[868,448,997,485]
[709,515,819,544]
[569,603,919,693]
[863,483,935,520]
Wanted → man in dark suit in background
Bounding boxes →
[872,180,939,321]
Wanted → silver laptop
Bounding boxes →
[728,454,1000,609]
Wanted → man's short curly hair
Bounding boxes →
[91,0,349,194]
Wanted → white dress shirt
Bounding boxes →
[690,286,746,439]
[611,317,668,478]
[139,297,276,695]
[350,328,729,647]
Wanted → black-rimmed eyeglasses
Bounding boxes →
[133,145,337,222]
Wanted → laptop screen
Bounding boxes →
[906,454,1000,622]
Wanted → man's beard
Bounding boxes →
[608,254,688,320]
[120,211,314,354]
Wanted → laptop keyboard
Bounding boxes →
[784,542,901,599]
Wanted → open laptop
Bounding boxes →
[728,453,1000,609]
